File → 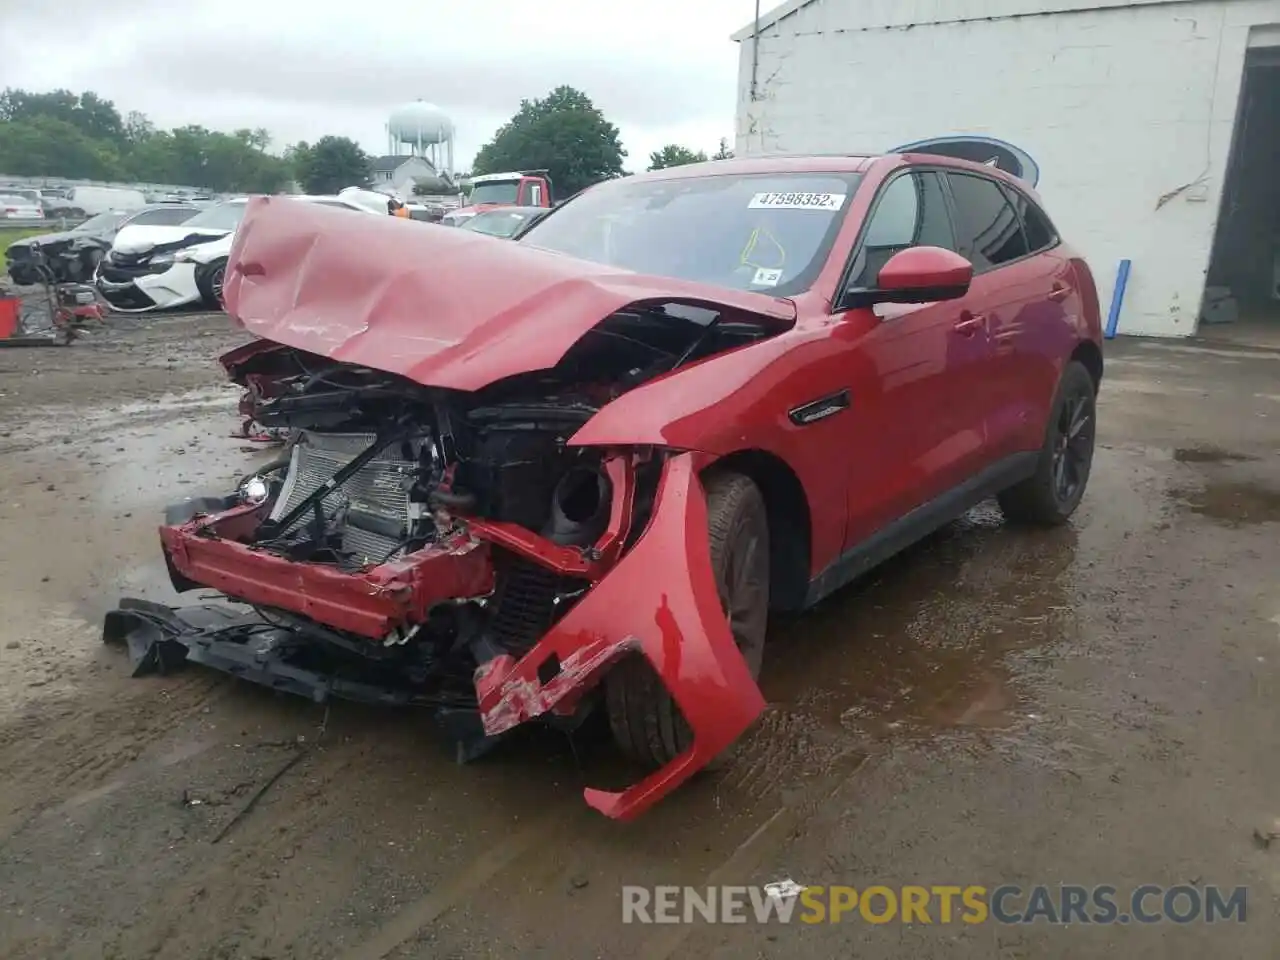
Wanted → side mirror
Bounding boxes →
[841,246,974,310]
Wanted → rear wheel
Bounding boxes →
[997,360,1097,525]
[196,259,227,308]
[605,470,770,768]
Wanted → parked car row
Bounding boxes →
[0,183,224,219]
[5,204,204,284]
[5,186,544,310]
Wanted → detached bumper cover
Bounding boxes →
[121,453,765,819]
[473,454,766,820]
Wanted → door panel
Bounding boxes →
[841,299,987,550]
[978,253,1065,456]
[943,172,1042,464]
[836,170,991,551]
[999,189,1078,450]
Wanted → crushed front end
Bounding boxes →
[107,337,767,819]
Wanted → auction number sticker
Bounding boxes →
[748,192,846,210]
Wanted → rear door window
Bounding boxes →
[945,173,1029,272]
[1001,186,1058,254]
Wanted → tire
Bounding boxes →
[605,470,770,768]
[75,248,103,282]
[196,259,227,308]
[997,360,1097,526]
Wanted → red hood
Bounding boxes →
[221,196,796,391]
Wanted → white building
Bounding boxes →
[368,155,441,197]
[733,0,1280,341]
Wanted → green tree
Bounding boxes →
[472,86,625,197]
[0,87,300,192]
[0,88,124,143]
[712,137,734,161]
[0,116,123,179]
[135,125,290,192]
[294,136,371,194]
[122,130,177,182]
[123,110,155,144]
[647,144,708,171]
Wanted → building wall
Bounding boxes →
[369,156,438,197]
[735,0,1280,337]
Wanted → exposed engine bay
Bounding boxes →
[228,299,772,567]
[107,299,779,815]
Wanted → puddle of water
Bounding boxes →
[1173,446,1258,464]
[759,506,1079,743]
[0,387,240,457]
[93,412,276,511]
[113,386,239,419]
[1171,480,1280,525]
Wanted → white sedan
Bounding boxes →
[95,195,377,312]
[0,193,45,220]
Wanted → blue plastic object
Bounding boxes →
[1104,259,1132,340]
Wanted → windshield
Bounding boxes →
[469,181,520,206]
[464,210,535,238]
[74,211,127,233]
[520,172,861,296]
[180,201,247,231]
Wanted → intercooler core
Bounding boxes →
[269,431,419,563]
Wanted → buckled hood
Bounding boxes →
[221,196,797,392]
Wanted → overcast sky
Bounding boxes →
[3,0,763,172]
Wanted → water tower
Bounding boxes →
[386,100,455,177]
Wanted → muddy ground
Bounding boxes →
[0,315,1278,960]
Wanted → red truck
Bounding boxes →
[442,170,554,226]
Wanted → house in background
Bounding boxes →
[367,154,439,197]
[733,0,1280,343]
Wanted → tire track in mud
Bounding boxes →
[362,711,874,960]
[0,669,239,841]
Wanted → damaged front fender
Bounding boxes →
[473,452,766,820]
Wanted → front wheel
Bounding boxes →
[196,259,227,309]
[998,360,1097,525]
[604,470,770,768]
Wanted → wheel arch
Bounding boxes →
[703,448,812,613]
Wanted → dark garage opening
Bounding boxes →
[1202,48,1280,346]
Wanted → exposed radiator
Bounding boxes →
[489,558,562,655]
[270,431,417,563]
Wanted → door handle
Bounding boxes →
[953,315,984,336]
[1048,282,1073,302]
